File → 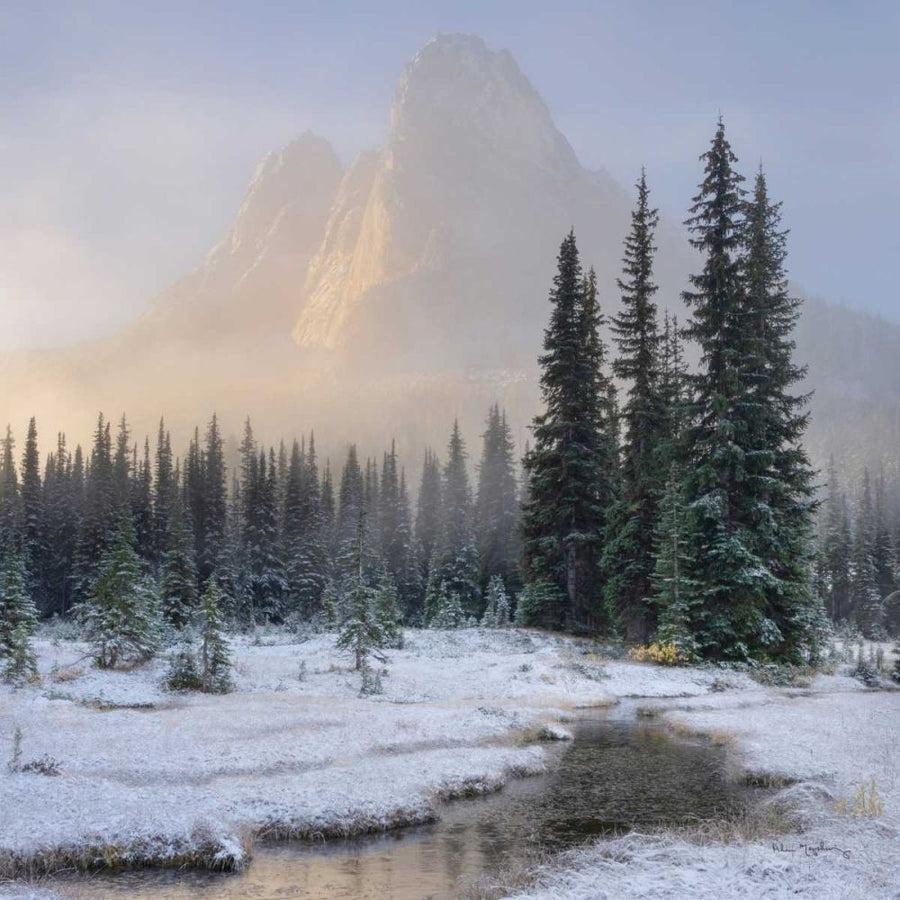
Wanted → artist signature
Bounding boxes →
[773,840,851,860]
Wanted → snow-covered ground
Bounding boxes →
[1,629,897,899]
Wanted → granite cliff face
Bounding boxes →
[293,35,685,373]
[141,132,343,342]
[0,35,895,469]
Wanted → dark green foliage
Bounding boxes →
[606,172,667,640]
[676,121,769,660]
[131,438,154,561]
[415,448,442,597]
[480,574,511,628]
[429,582,465,629]
[160,495,199,627]
[818,458,853,622]
[76,515,160,669]
[198,579,233,693]
[513,580,566,629]
[188,415,229,585]
[522,232,618,631]
[283,435,328,619]
[73,414,116,598]
[433,421,480,617]
[20,419,43,592]
[373,569,403,648]
[379,445,420,621]
[152,419,176,563]
[0,547,39,684]
[238,434,287,622]
[651,465,698,659]
[164,636,202,691]
[669,125,822,662]
[0,426,21,554]
[335,517,388,670]
[40,434,81,616]
[851,470,885,638]
[740,167,823,661]
[337,445,365,555]
[475,405,521,595]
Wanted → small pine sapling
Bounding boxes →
[336,513,388,670]
[164,633,202,691]
[198,580,233,694]
[336,573,387,670]
[76,517,162,669]
[430,583,465,629]
[481,575,511,628]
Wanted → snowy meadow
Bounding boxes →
[1,628,897,899]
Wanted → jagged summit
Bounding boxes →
[142,132,342,338]
[216,132,341,265]
[391,34,579,175]
[292,34,608,363]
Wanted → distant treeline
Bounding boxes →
[0,403,521,630]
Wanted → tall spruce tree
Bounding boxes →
[41,434,79,615]
[74,414,115,598]
[852,470,884,637]
[0,546,39,684]
[0,426,21,555]
[819,458,853,622]
[679,119,766,659]
[153,419,175,564]
[522,232,617,631]
[336,445,365,567]
[197,579,233,693]
[160,490,199,628]
[415,449,442,590]
[741,166,823,659]
[651,464,698,658]
[379,443,420,618]
[605,171,666,640]
[200,414,228,584]
[434,421,480,617]
[283,437,327,618]
[475,405,521,595]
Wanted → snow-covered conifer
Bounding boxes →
[481,575,511,628]
[198,579,233,693]
[0,548,39,684]
[76,515,161,669]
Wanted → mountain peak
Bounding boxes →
[225,133,341,260]
[389,34,579,175]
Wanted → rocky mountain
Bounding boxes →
[294,35,690,375]
[0,34,896,472]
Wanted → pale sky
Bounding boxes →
[2,0,898,350]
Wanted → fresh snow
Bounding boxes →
[1,629,897,900]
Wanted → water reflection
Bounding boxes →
[57,715,747,900]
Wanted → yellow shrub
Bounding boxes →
[628,642,692,666]
[833,778,884,818]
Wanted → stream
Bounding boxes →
[56,708,752,899]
